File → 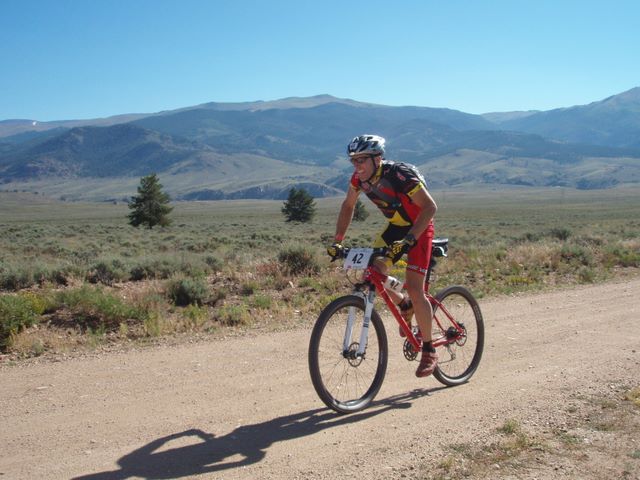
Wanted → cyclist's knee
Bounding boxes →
[373,257,390,274]
[405,278,426,301]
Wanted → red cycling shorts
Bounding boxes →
[373,221,435,276]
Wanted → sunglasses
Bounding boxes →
[350,156,371,166]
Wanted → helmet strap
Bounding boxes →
[364,155,381,183]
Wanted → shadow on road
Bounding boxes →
[73,387,441,479]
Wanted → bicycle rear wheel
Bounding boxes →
[432,285,484,386]
[308,295,388,414]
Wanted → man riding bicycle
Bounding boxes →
[328,134,439,378]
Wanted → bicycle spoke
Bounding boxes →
[309,295,388,413]
[432,286,484,386]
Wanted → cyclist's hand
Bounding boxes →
[386,234,416,264]
[386,240,409,264]
[327,243,344,261]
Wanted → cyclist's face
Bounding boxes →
[351,155,377,180]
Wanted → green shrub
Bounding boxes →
[559,244,593,266]
[131,293,167,337]
[549,227,572,241]
[209,287,227,305]
[576,235,604,247]
[166,277,208,306]
[47,266,74,286]
[18,291,60,315]
[256,260,288,289]
[0,294,39,349]
[578,267,597,283]
[240,280,259,295]
[87,259,129,285]
[204,255,223,272]
[143,312,164,337]
[515,232,542,243]
[176,260,206,278]
[182,304,208,329]
[497,418,521,435]
[278,246,320,276]
[298,277,326,292]
[604,245,640,267]
[251,295,272,309]
[58,286,144,330]
[216,304,249,326]
[129,256,209,281]
[0,266,36,291]
[0,263,75,291]
[130,258,178,280]
[130,264,153,281]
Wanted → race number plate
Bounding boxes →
[344,248,374,270]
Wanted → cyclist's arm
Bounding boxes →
[407,186,437,238]
[334,186,359,242]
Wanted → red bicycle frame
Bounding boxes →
[362,267,465,352]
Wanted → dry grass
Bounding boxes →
[1,188,640,357]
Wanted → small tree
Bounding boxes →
[281,187,316,222]
[128,173,173,229]
[353,199,369,222]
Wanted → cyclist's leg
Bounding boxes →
[406,222,434,336]
[372,223,410,305]
[407,223,438,377]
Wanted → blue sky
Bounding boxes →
[1,0,638,121]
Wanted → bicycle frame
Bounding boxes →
[354,265,466,353]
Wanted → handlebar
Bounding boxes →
[329,246,388,264]
[341,246,388,258]
[330,237,449,263]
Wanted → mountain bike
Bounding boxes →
[308,239,484,414]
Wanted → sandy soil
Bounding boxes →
[1,278,639,480]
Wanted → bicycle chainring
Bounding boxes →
[403,338,419,361]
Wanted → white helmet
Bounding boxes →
[347,134,386,157]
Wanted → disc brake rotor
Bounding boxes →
[346,342,364,366]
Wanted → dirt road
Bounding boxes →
[2,278,639,479]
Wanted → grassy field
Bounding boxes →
[1,186,639,356]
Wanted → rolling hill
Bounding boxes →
[1,91,639,201]
[488,87,640,148]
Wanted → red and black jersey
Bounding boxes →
[350,161,427,226]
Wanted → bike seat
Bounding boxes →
[432,238,448,257]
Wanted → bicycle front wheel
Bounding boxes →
[432,285,484,386]
[308,295,388,414]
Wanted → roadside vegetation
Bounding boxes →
[1,187,639,358]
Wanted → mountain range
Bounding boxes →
[1,88,639,201]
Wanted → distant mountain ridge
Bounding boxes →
[1,124,210,178]
[495,87,640,148]
[0,112,151,139]
[1,89,639,200]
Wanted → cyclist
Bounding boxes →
[328,134,439,378]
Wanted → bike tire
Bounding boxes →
[308,295,388,414]
[432,285,484,386]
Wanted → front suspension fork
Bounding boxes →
[343,289,376,357]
